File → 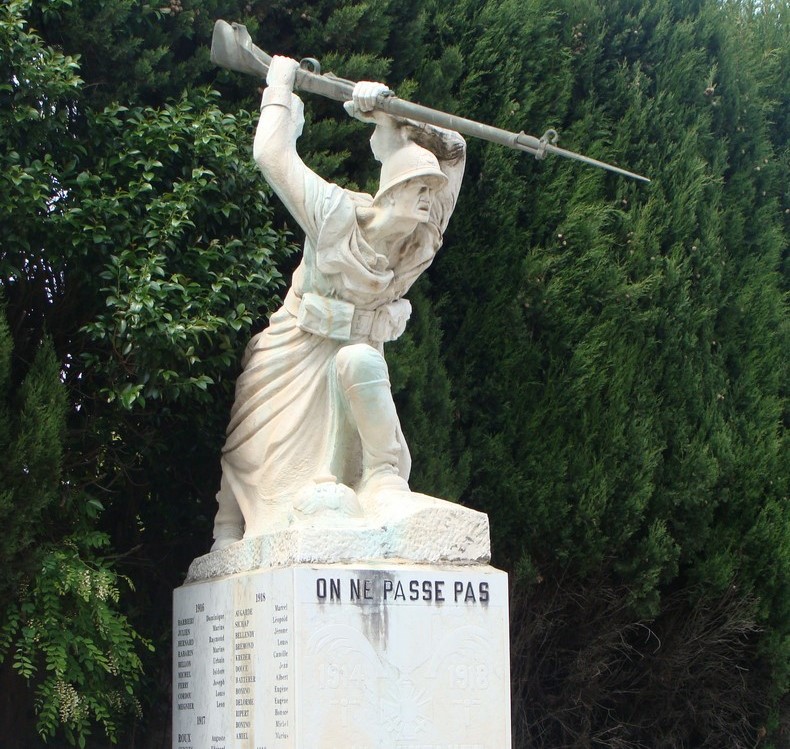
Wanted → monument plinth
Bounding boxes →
[173,561,509,748]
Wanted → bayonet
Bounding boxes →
[211,20,650,184]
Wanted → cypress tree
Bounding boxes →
[426,0,787,744]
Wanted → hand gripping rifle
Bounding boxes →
[211,20,650,184]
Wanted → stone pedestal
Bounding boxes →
[173,562,510,748]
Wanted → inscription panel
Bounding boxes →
[296,566,510,749]
[173,565,509,749]
[173,579,234,749]
[173,571,280,749]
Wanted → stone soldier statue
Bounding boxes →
[211,55,466,550]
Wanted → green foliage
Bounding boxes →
[2,0,787,745]
[1,536,150,747]
[30,0,251,108]
[1,1,292,743]
[428,0,787,743]
[0,316,66,593]
[65,93,291,409]
[0,312,150,747]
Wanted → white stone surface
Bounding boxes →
[210,57,468,552]
[173,563,510,749]
[189,492,490,583]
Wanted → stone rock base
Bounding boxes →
[186,492,491,583]
[173,563,511,748]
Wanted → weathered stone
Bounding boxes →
[173,564,510,748]
[189,492,490,583]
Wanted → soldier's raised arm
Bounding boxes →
[253,55,326,238]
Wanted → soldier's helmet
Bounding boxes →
[374,141,447,204]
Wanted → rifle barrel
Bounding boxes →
[212,20,651,184]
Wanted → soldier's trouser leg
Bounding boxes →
[335,344,410,496]
[211,470,245,551]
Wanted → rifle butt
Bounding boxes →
[211,20,268,78]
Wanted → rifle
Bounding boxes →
[211,20,651,184]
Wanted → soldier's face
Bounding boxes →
[389,179,432,224]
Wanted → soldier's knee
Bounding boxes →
[335,344,389,389]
